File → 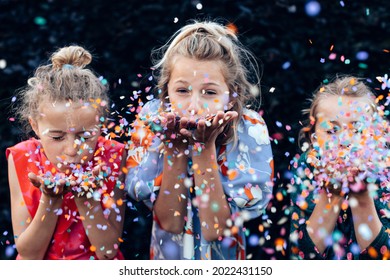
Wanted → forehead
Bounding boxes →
[170,56,226,81]
[37,100,99,128]
[316,95,373,121]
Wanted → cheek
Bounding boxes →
[80,140,98,159]
[41,143,63,163]
[167,93,187,113]
[211,97,228,111]
[314,131,331,149]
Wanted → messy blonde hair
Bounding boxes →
[151,19,262,146]
[298,75,377,148]
[15,45,109,134]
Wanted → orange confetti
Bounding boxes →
[231,226,239,235]
[299,200,308,210]
[368,247,378,258]
[341,201,348,211]
[226,22,238,34]
[275,238,285,247]
[227,169,238,181]
[90,245,96,252]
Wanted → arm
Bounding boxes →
[289,156,339,259]
[153,147,189,234]
[180,111,237,241]
[8,154,63,259]
[191,144,231,242]
[74,150,127,260]
[306,190,343,254]
[153,113,190,234]
[349,189,384,251]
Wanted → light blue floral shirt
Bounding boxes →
[126,99,274,259]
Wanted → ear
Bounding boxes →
[29,117,40,137]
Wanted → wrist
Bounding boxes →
[349,189,371,201]
[164,145,189,160]
[41,192,63,206]
[319,187,344,203]
[192,142,216,156]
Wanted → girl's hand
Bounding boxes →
[28,172,67,198]
[179,111,238,147]
[315,153,368,195]
[69,163,106,199]
[155,112,194,151]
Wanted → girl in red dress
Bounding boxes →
[7,45,126,260]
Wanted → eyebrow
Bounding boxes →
[171,79,221,86]
[47,128,98,134]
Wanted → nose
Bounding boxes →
[186,93,201,116]
[64,137,78,158]
[338,130,353,148]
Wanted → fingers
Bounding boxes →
[214,110,238,125]
[165,113,177,131]
[92,162,106,177]
[28,172,42,188]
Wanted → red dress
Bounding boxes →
[7,136,125,260]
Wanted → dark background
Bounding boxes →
[1,0,389,260]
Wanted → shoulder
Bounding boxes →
[237,109,270,145]
[6,138,41,159]
[97,136,125,152]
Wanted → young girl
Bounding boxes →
[289,76,390,259]
[126,20,274,260]
[7,45,127,260]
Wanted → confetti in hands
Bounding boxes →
[28,162,108,200]
[145,111,239,149]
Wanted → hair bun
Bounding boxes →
[51,45,92,70]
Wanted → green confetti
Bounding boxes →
[34,16,47,25]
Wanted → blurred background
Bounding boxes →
[1,0,389,260]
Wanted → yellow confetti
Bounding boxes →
[174,211,181,216]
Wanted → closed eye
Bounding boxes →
[51,135,65,141]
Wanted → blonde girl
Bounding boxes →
[126,20,274,260]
